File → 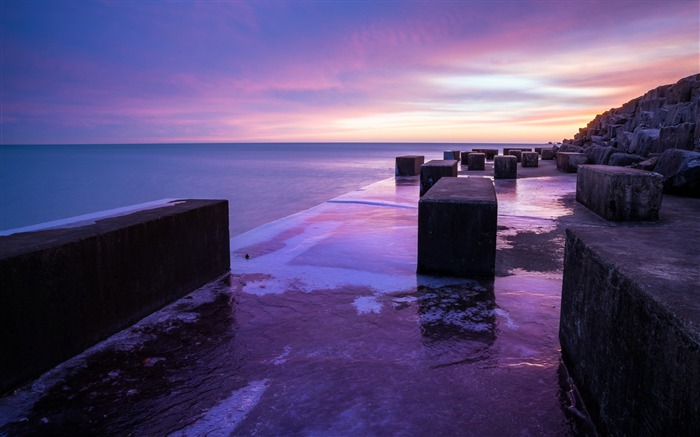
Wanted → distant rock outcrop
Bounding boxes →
[563,73,700,196]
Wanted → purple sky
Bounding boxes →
[1,0,698,144]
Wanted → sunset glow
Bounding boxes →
[1,0,698,144]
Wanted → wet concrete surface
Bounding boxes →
[0,160,607,436]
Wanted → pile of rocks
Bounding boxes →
[561,73,700,196]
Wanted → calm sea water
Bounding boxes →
[0,143,540,236]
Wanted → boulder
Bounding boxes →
[653,149,700,196]
[629,127,660,156]
[558,144,584,154]
[630,157,659,172]
[585,145,616,165]
[608,153,646,167]
[657,122,696,152]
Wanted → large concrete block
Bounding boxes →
[541,148,555,160]
[417,177,497,277]
[521,152,539,168]
[576,165,663,220]
[556,152,588,172]
[467,153,486,170]
[481,149,498,160]
[560,226,700,436]
[508,150,522,162]
[395,155,425,176]
[494,155,517,179]
[420,159,458,196]
[0,199,231,393]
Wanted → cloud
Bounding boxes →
[1,0,698,144]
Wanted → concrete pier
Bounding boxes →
[576,165,663,221]
[420,159,458,196]
[556,152,587,173]
[521,152,539,168]
[0,199,230,393]
[560,225,700,436]
[417,177,497,277]
[466,152,486,170]
[395,155,425,176]
[494,155,517,179]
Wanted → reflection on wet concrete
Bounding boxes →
[1,160,599,435]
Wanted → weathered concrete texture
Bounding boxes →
[417,177,497,277]
[556,152,588,173]
[541,148,555,160]
[653,149,700,197]
[508,150,522,162]
[584,145,615,165]
[576,165,663,221]
[560,226,700,436]
[419,159,458,196]
[480,148,498,160]
[521,152,538,168]
[395,155,425,176]
[467,152,485,171]
[494,155,517,179]
[0,199,231,393]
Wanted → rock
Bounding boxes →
[630,156,659,171]
[657,122,696,152]
[653,149,700,196]
[608,153,646,167]
[629,127,660,156]
[585,145,616,165]
[617,131,634,153]
[558,144,584,154]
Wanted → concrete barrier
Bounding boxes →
[467,153,486,171]
[494,155,517,179]
[417,177,497,277]
[541,148,555,160]
[0,199,230,393]
[395,155,425,176]
[556,152,588,172]
[420,160,458,196]
[521,152,539,168]
[560,226,700,436]
[508,150,523,162]
[576,165,663,221]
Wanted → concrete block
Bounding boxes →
[467,153,486,170]
[481,149,498,160]
[556,152,588,172]
[560,226,700,436]
[0,200,231,393]
[494,155,517,179]
[443,150,460,161]
[420,159,458,196]
[417,177,497,277]
[508,150,522,162]
[395,155,425,176]
[521,152,539,168]
[576,165,663,221]
[541,148,555,160]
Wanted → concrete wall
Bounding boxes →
[0,199,230,393]
[559,226,700,435]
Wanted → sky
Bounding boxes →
[1,0,698,145]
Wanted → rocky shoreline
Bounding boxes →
[558,73,700,196]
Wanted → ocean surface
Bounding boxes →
[0,143,542,236]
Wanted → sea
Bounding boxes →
[0,143,542,236]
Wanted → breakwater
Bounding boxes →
[0,199,230,393]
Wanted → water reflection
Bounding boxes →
[394,280,497,368]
